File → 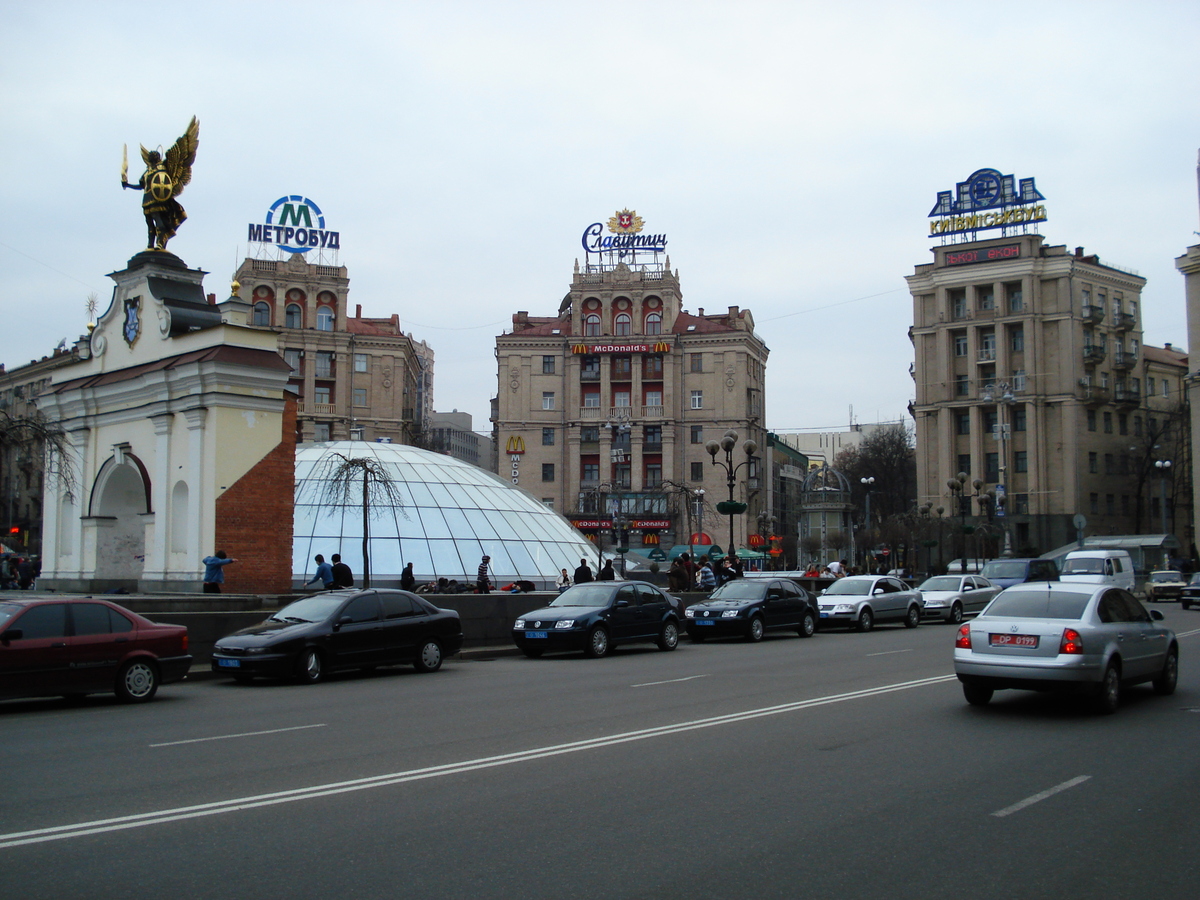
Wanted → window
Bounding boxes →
[644,389,662,407]
[542,356,555,374]
[314,386,331,405]
[542,463,555,482]
[982,408,998,433]
[955,375,969,396]
[73,603,133,635]
[542,498,555,510]
[1106,494,1115,515]
[285,304,302,328]
[13,603,68,639]
[582,390,600,408]
[315,351,334,378]
[1103,412,1113,434]
[691,425,703,444]
[985,453,999,482]
[1087,410,1097,432]
[581,426,599,443]
[542,427,555,446]
[316,307,334,331]
[614,313,632,336]
[284,349,301,376]
[313,422,331,442]
[645,313,662,335]
[612,356,632,379]
[1104,454,1115,475]
[1014,493,1029,515]
[1148,377,1156,397]
[953,333,968,357]
[542,392,555,410]
[957,454,971,476]
[252,302,271,326]
[584,314,601,336]
[691,462,705,481]
[1012,369,1026,391]
[1118,413,1128,436]
[691,390,703,409]
[978,287,995,311]
[1088,452,1098,474]
[644,463,662,488]
[352,388,367,407]
[613,390,631,408]
[582,462,599,482]
[1090,492,1099,514]
[643,355,663,379]
[354,353,367,373]
[956,412,970,435]
[1012,406,1026,431]
[690,353,703,373]
[615,464,631,489]
[1119,455,1129,475]
[1006,282,1023,312]
[1163,379,1170,399]
[644,425,662,447]
[581,355,600,378]
[1010,325,1024,353]
[950,289,967,319]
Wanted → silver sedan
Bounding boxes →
[917,574,999,624]
[953,583,1178,714]
[817,575,923,632]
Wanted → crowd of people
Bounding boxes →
[0,555,37,590]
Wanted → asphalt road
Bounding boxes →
[2,607,1199,900]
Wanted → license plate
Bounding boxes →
[694,620,715,626]
[820,613,829,618]
[525,631,548,639]
[217,658,241,668]
[990,633,1039,648]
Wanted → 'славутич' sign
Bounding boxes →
[247,196,340,253]
[928,169,1046,238]
[582,209,667,258]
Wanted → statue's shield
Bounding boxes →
[149,169,174,202]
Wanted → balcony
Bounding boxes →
[580,370,601,381]
[299,402,338,415]
[976,347,997,363]
[1081,305,1105,323]
[1083,344,1106,364]
[1113,312,1137,331]
[643,442,663,454]
[579,406,605,419]
[1113,349,1138,370]
[1113,387,1141,405]
[1080,384,1110,406]
[641,405,664,418]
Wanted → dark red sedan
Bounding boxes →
[0,597,191,703]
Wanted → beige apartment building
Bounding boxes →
[909,233,1189,555]
[493,258,769,555]
[234,253,433,444]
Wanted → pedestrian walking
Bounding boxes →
[400,561,416,591]
[331,553,355,588]
[306,554,335,589]
[477,555,492,593]
[201,550,237,593]
[598,559,615,581]
[574,558,594,584]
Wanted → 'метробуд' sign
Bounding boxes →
[247,196,341,253]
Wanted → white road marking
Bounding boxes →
[991,775,1092,818]
[150,724,327,748]
[631,674,712,687]
[866,649,913,657]
[0,673,956,850]
[1173,627,1200,638]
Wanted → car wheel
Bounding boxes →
[414,638,443,672]
[747,616,765,642]
[962,681,993,706]
[904,605,921,628]
[1092,661,1121,715]
[855,608,873,633]
[1153,647,1179,696]
[522,647,544,658]
[798,610,816,638]
[115,659,159,703]
[296,648,324,684]
[657,620,679,651]
[584,625,610,658]
[949,603,963,625]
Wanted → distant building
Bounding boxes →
[427,410,482,467]
[778,420,907,466]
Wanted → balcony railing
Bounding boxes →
[976,347,997,362]
[1113,312,1137,330]
[1081,305,1105,323]
[641,405,664,418]
[299,402,338,415]
[1113,349,1137,369]
[1113,387,1141,404]
[580,370,601,381]
[1083,344,1107,363]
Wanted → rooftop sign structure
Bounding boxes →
[247,196,341,256]
[928,168,1046,243]
[581,209,667,272]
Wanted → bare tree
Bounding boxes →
[834,423,917,529]
[0,409,75,549]
[299,451,406,588]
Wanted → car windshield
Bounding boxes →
[1150,572,1181,583]
[823,579,872,596]
[549,585,616,607]
[269,595,346,623]
[981,561,1029,579]
[918,577,963,592]
[1061,558,1104,575]
[0,601,20,629]
[1191,574,1200,585]
[983,589,1091,620]
[708,582,765,600]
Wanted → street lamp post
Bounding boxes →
[860,475,876,572]
[705,430,757,554]
[690,488,706,563]
[1155,459,1172,565]
[982,381,1016,558]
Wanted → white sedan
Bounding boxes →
[917,574,999,624]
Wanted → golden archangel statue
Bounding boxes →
[121,116,199,251]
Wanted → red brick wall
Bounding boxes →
[215,397,297,593]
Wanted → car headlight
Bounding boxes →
[924,600,944,608]
[721,610,739,618]
[555,619,575,629]
[685,608,695,618]
[245,647,270,654]
[514,619,525,629]
[834,603,855,613]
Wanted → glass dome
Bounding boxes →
[293,442,600,589]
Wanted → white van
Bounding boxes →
[1059,549,1135,591]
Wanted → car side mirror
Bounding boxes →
[872,587,884,595]
[615,599,630,608]
[0,628,21,643]
[334,615,353,630]
[1150,608,1165,621]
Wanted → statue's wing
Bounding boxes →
[140,145,151,167]
[163,116,200,198]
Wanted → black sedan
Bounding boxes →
[685,578,817,642]
[512,581,682,658]
[211,589,463,683]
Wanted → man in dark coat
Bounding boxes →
[331,553,355,588]
[574,558,594,584]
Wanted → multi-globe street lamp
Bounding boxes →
[705,430,757,553]
[1155,459,1172,564]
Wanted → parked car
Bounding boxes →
[211,589,463,683]
[978,557,1059,590]
[816,575,923,632]
[916,574,999,624]
[953,583,1178,714]
[1145,570,1188,603]
[0,597,191,703]
[512,581,681,658]
[1180,574,1200,610]
[685,578,817,642]
[1059,549,1136,591]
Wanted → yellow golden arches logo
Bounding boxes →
[505,436,526,455]
[572,344,588,354]
[653,341,671,353]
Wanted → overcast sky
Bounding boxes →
[2,1,1198,437]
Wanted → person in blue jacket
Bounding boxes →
[306,554,334,590]
[202,550,238,593]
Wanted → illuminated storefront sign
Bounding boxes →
[572,342,672,355]
[506,435,525,484]
[570,518,672,531]
[943,244,1022,266]
[247,195,341,253]
[581,209,667,256]
[928,168,1046,238]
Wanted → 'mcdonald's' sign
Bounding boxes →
[247,196,341,253]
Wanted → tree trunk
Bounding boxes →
[361,468,371,588]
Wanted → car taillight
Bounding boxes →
[955,624,971,649]
[181,633,189,652]
[1059,628,1083,655]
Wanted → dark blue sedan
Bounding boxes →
[512,582,682,658]
[685,578,818,642]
